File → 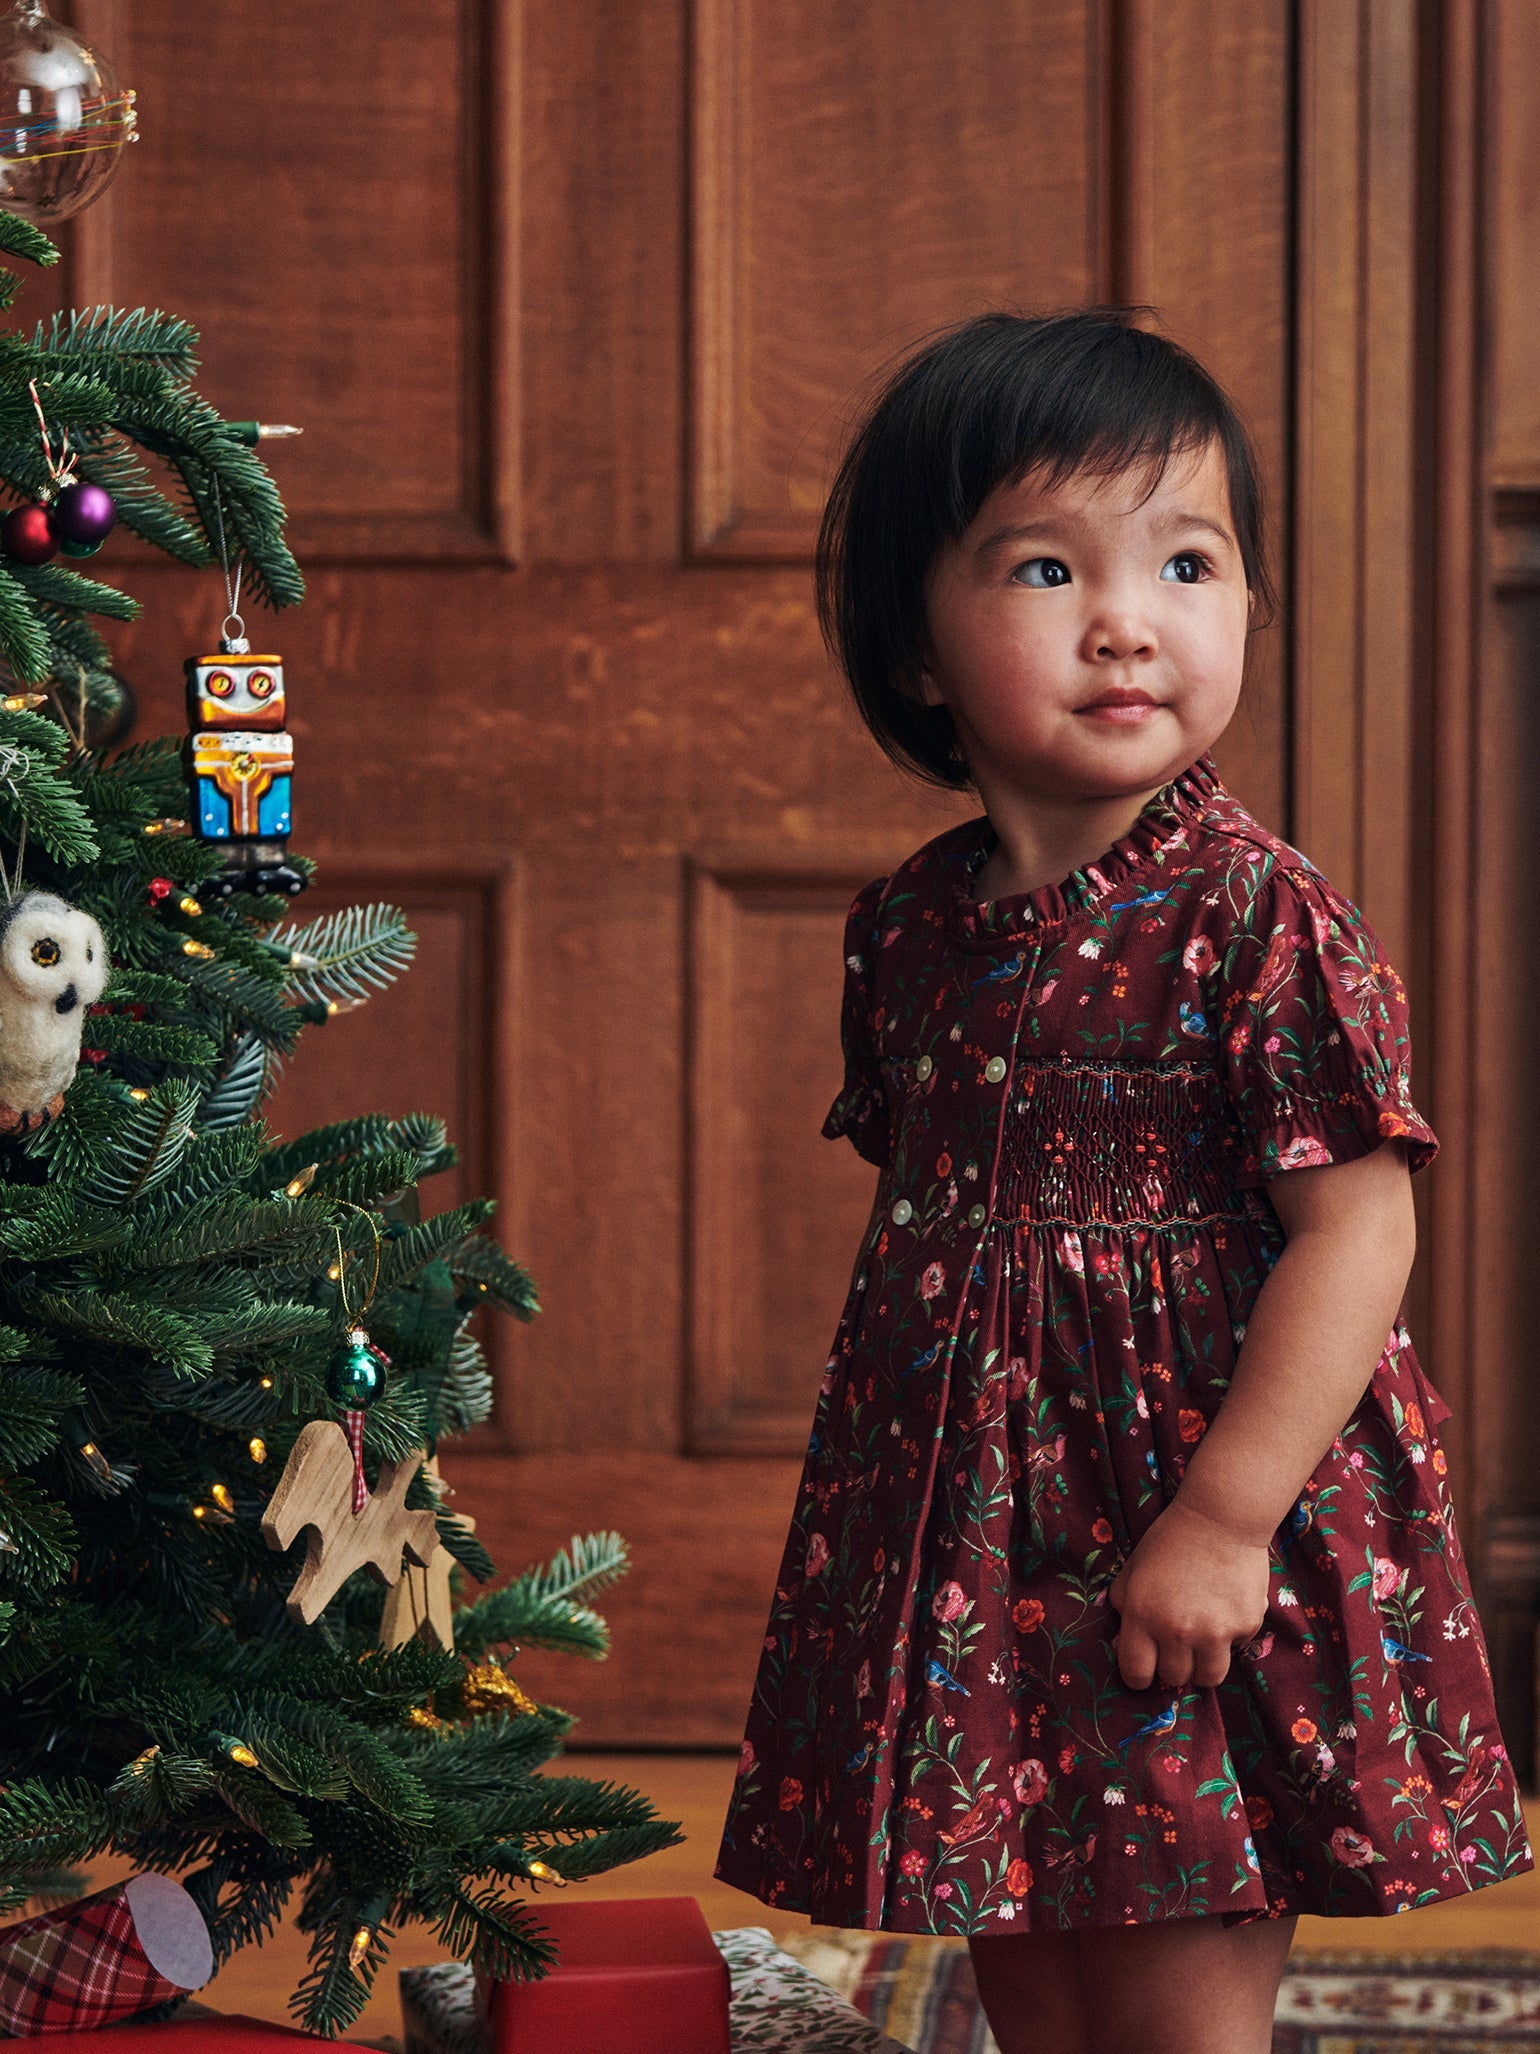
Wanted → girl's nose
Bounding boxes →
[1082,607,1156,662]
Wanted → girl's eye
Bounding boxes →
[1160,551,1210,584]
[1010,558,1072,588]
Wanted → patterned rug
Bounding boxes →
[776,1934,1540,2053]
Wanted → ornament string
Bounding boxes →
[0,743,31,903]
[333,1208,385,1514]
[27,380,77,499]
[209,476,246,651]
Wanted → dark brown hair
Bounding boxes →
[815,308,1276,789]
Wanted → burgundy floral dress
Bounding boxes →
[715,752,1533,1936]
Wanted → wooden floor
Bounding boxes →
[91,1757,1540,2042]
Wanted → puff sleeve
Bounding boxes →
[1213,857,1437,1186]
[820,877,891,1169]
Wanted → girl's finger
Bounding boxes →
[1114,1623,1159,1691]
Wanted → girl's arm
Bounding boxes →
[1107,1140,1417,1691]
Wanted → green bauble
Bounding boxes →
[60,536,104,558]
[326,1331,386,1409]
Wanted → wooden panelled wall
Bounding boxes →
[42,2,1539,1769]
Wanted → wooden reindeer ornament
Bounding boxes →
[261,1418,440,1625]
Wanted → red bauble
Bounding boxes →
[2,503,59,565]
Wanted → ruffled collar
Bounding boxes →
[946,752,1225,946]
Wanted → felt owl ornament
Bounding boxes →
[0,891,109,1133]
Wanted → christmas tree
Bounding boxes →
[0,212,680,2035]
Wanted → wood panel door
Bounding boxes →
[48,0,1428,1751]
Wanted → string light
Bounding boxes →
[285,1164,318,1199]
[525,1861,566,1887]
[348,1927,374,1972]
[248,1437,267,1465]
[127,1745,160,1777]
[142,818,190,838]
[182,938,215,960]
[0,1528,17,1555]
[178,895,203,917]
[127,1087,150,1102]
[79,1441,111,1480]
[209,1482,235,1515]
[191,1500,233,1527]
[0,693,45,712]
[259,1376,274,1391]
[225,1740,258,1769]
[326,1261,342,1281]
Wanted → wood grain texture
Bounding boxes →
[691,0,1100,558]
[94,0,517,561]
[261,1421,439,1625]
[1490,0,1540,489]
[687,858,897,1453]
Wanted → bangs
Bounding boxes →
[817,309,1275,791]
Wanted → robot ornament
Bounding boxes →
[183,647,305,900]
[0,890,108,1132]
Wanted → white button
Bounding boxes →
[984,1056,1008,1083]
[914,1054,933,1081]
[968,1204,988,1227]
[890,1198,913,1226]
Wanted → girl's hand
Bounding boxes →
[1106,1498,1272,1691]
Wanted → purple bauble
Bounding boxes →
[52,482,116,547]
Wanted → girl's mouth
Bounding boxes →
[1078,690,1162,725]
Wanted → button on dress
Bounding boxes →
[715,753,1533,1934]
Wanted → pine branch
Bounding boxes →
[77,1079,200,1206]
[271,905,417,1009]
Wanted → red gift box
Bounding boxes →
[483,1897,730,2054]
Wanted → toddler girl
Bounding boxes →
[714,311,1534,2054]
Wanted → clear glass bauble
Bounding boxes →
[0,1,136,224]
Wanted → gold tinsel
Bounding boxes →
[461,1663,537,1719]
[406,1704,447,1734]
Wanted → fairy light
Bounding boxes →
[248,1437,267,1465]
[1,693,45,712]
[182,938,215,960]
[178,895,203,917]
[259,1376,274,1392]
[0,1529,17,1555]
[209,1482,235,1516]
[127,1087,150,1102]
[285,1164,318,1199]
[142,818,190,838]
[525,1860,566,1887]
[79,1442,111,1480]
[348,1927,374,1972]
[326,1261,342,1281]
[225,1740,258,1769]
[191,1500,232,1527]
[127,1745,161,1777]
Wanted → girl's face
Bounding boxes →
[919,438,1250,802]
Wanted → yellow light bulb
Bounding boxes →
[79,1442,111,1480]
[143,818,190,838]
[227,1742,259,1769]
[525,1860,566,1887]
[259,1376,274,1391]
[128,1744,161,1776]
[210,1482,234,1515]
[285,1164,318,1199]
[348,1927,373,1972]
[326,1261,342,1281]
[179,895,203,917]
[1,692,45,712]
[183,938,215,960]
[128,1087,150,1102]
[248,1437,267,1464]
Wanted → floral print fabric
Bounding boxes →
[715,753,1533,1935]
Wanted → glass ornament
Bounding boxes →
[53,480,115,544]
[0,2,136,225]
[326,1328,387,1411]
